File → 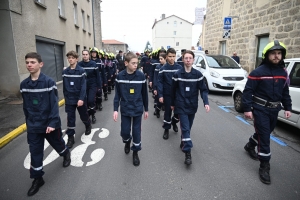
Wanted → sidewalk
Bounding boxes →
[0,82,64,148]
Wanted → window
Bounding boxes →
[73,2,78,25]
[180,22,182,24]
[35,0,46,8]
[58,0,65,17]
[174,31,176,35]
[176,42,179,46]
[84,46,87,49]
[167,22,169,24]
[256,35,269,68]
[76,45,80,59]
[82,10,86,30]
[174,21,177,27]
[87,15,91,32]
[289,62,300,87]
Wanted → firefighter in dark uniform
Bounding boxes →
[111,53,118,90]
[100,50,109,101]
[104,53,112,96]
[21,52,71,196]
[113,52,149,166]
[171,50,209,165]
[176,49,186,67]
[158,48,182,139]
[62,50,92,149]
[140,49,151,78]
[243,40,292,184]
[78,49,101,123]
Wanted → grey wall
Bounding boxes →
[0,0,22,97]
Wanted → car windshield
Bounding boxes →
[205,55,240,68]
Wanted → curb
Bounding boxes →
[0,99,65,149]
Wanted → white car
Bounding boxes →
[192,54,248,92]
[232,58,300,129]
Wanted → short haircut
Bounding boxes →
[66,50,79,58]
[82,49,89,54]
[205,50,208,53]
[183,50,195,58]
[181,49,186,53]
[166,48,176,55]
[25,52,42,63]
[159,52,166,59]
[124,52,137,62]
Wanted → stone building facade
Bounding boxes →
[0,0,103,97]
[201,0,300,72]
[102,40,128,53]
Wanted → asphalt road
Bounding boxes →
[0,91,299,200]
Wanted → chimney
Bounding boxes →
[162,14,165,19]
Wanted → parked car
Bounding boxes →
[232,58,300,129]
[192,54,248,92]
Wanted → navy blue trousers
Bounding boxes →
[249,109,279,161]
[179,114,195,152]
[96,88,102,104]
[163,95,179,129]
[86,86,97,116]
[27,128,69,178]
[121,115,142,152]
[65,104,91,136]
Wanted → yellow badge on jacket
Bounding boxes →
[130,89,134,94]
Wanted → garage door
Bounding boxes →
[36,40,64,82]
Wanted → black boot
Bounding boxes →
[104,95,108,101]
[133,151,140,166]
[156,111,160,118]
[63,151,71,167]
[92,115,96,124]
[112,86,114,90]
[184,151,192,165]
[259,161,271,184]
[27,177,45,196]
[98,103,103,111]
[180,142,183,149]
[85,124,92,135]
[172,122,178,133]
[244,142,258,160]
[124,142,131,154]
[163,129,169,140]
[66,135,75,149]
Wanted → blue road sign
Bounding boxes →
[198,46,202,50]
[167,46,170,49]
[223,17,232,30]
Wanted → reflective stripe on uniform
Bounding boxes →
[155,69,160,71]
[20,85,57,93]
[67,127,76,129]
[258,152,271,156]
[82,67,98,70]
[251,135,258,144]
[62,73,85,77]
[115,79,146,84]
[59,148,67,154]
[123,138,131,142]
[31,165,43,171]
[133,142,141,146]
[248,76,286,80]
[159,70,179,73]
[151,63,160,65]
[172,77,204,82]
[182,138,191,141]
[163,120,171,124]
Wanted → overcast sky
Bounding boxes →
[101,0,207,52]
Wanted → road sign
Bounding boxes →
[198,46,202,50]
[167,46,170,49]
[223,29,231,39]
[223,17,232,30]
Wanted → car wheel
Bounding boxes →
[204,77,209,91]
[234,92,243,113]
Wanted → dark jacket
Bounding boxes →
[92,58,107,86]
[149,59,160,82]
[20,73,61,133]
[116,54,125,72]
[232,56,240,64]
[157,62,182,98]
[171,68,209,114]
[78,60,101,88]
[62,65,86,105]
[114,70,148,117]
[242,61,292,112]
[177,57,184,67]
[153,64,163,91]
[141,55,150,75]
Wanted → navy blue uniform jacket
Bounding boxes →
[114,70,149,117]
[177,57,184,67]
[242,63,292,112]
[20,73,61,133]
[157,62,182,98]
[92,58,107,86]
[62,64,86,105]
[171,68,209,114]
[153,64,163,91]
[78,60,101,88]
[149,59,160,82]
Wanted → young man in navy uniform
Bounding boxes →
[113,52,149,166]
[171,50,210,165]
[176,49,186,67]
[243,40,292,184]
[78,50,101,123]
[20,52,71,196]
[158,48,182,139]
[62,51,92,149]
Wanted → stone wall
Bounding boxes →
[203,0,300,71]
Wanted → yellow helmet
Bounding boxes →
[262,40,287,59]
[90,47,99,53]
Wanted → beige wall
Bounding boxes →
[203,0,300,72]
[103,44,128,53]
[0,0,101,96]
